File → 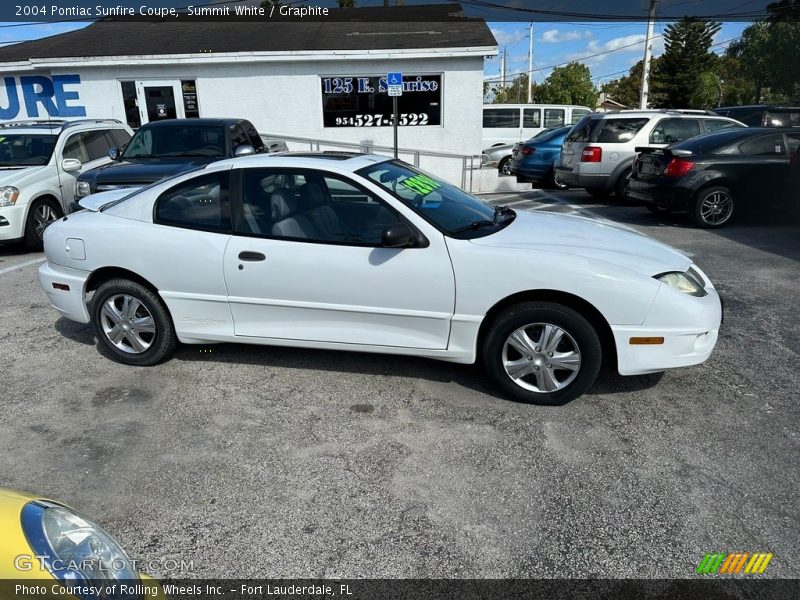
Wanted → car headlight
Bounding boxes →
[75,181,91,198]
[0,186,19,207]
[655,270,707,297]
[21,500,139,589]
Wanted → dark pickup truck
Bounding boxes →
[73,118,283,205]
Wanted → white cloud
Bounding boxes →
[539,29,592,44]
[489,26,518,47]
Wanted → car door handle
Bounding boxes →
[238,251,266,262]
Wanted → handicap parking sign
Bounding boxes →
[387,72,403,97]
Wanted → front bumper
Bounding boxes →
[0,203,27,241]
[38,262,91,323]
[613,277,722,376]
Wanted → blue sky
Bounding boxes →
[1,19,748,91]
[485,21,749,90]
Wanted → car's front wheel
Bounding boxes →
[24,197,61,250]
[89,279,177,366]
[482,302,602,405]
[498,157,512,176]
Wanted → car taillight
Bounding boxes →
[663,158,694,177]
[581,146,602,162]
[521,146,535,155]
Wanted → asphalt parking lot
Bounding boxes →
[1,189,798,579]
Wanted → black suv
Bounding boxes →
[73,118,268,205]
[714,105,800,128]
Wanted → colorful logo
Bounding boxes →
[696,552,774,574]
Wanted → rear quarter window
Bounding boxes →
[593,118,649,143]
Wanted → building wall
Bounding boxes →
[1,55,485,186]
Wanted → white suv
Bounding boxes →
[555,110,745,199]
[0,119,133,249]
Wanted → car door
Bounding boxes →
[223,167,455,349]
[736,133,791,206]
[56,129,113,209]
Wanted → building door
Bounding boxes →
[135,80,185,124]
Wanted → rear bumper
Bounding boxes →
[510,160,551,180]
[627,179,692,209]
[38,262,91,323]
[555,168,608,190]
[613,280,722,376]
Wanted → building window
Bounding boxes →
[120,81,140,129]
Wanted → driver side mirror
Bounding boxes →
[234,144,255,157]
[61,158,82,173]
[381,223,415,248]
[108,147,121,161]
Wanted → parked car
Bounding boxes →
[72,118,272,207]
[39,153,721,405]
[714,105,800,128]
[628,127,800,228]
[0,486,161,593]
[509,125,572,187]
[483,103,593,148]
[556,110,745,199]
[484,125,573,176]
[0,119,133,249]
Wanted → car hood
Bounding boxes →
[80,157,219,187]
[0,165,44,186]
[470,210,692,276]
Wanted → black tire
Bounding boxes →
[498,157,512,176]
[689,186,735,228]
[585,187,610,200]
[614,168,632,202]
[89,279,177,366]
[482,302,602,405]
[24,197,61,250]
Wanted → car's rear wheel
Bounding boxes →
[24,197,61,250]
[90,279,177,366]
[690,186,735,228]
[614,168,632,201]
[482,302,602,405]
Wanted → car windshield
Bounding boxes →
[0,133,57,166]
[122,125,226,159]
[359,160,514,238]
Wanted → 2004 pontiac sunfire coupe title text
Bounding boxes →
[38,153,721,404]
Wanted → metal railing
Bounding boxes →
[260,132,482,192]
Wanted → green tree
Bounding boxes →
[489,74,532,104]
[601,57,663,108]
[728,4,800,102]
[536,62,598,107]
[656,18,721,108]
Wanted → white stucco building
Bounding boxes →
[0,3,496,185]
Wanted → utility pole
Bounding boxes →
[501,46,507,90]
[527,22,534,103]
[639,0,657,109]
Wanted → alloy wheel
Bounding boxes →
[699,190,733,225]
[501,322,581,393]
[99,294,157,354]
[33,203,57,239]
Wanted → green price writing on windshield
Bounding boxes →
[401,174,441,196]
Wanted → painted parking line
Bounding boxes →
[0,257,45,276]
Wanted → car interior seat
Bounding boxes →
[299,182,344,241]
[270,190,319,239]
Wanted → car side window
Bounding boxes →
[109,129,132,148]
[739,134,787,156]
[650,118,701,145]
[483,109,520,128]
[239,169,403,246]
[571,109,592,124]
[155,171,231,233]
[229,123,249,154]
[594,118,649,143]
[704,119,742,132]
[82,130,113,161]
[62,133,89,163]
[544,109,565,128]
[523,109,541,128]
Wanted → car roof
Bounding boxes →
[210,152,393,173]
[141,118,246,127]
[716,105,800,110]
[587,109,729,119]
[0,118,127,134]
[672,126,797,150]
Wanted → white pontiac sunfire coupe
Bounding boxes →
[39,153,722,404]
